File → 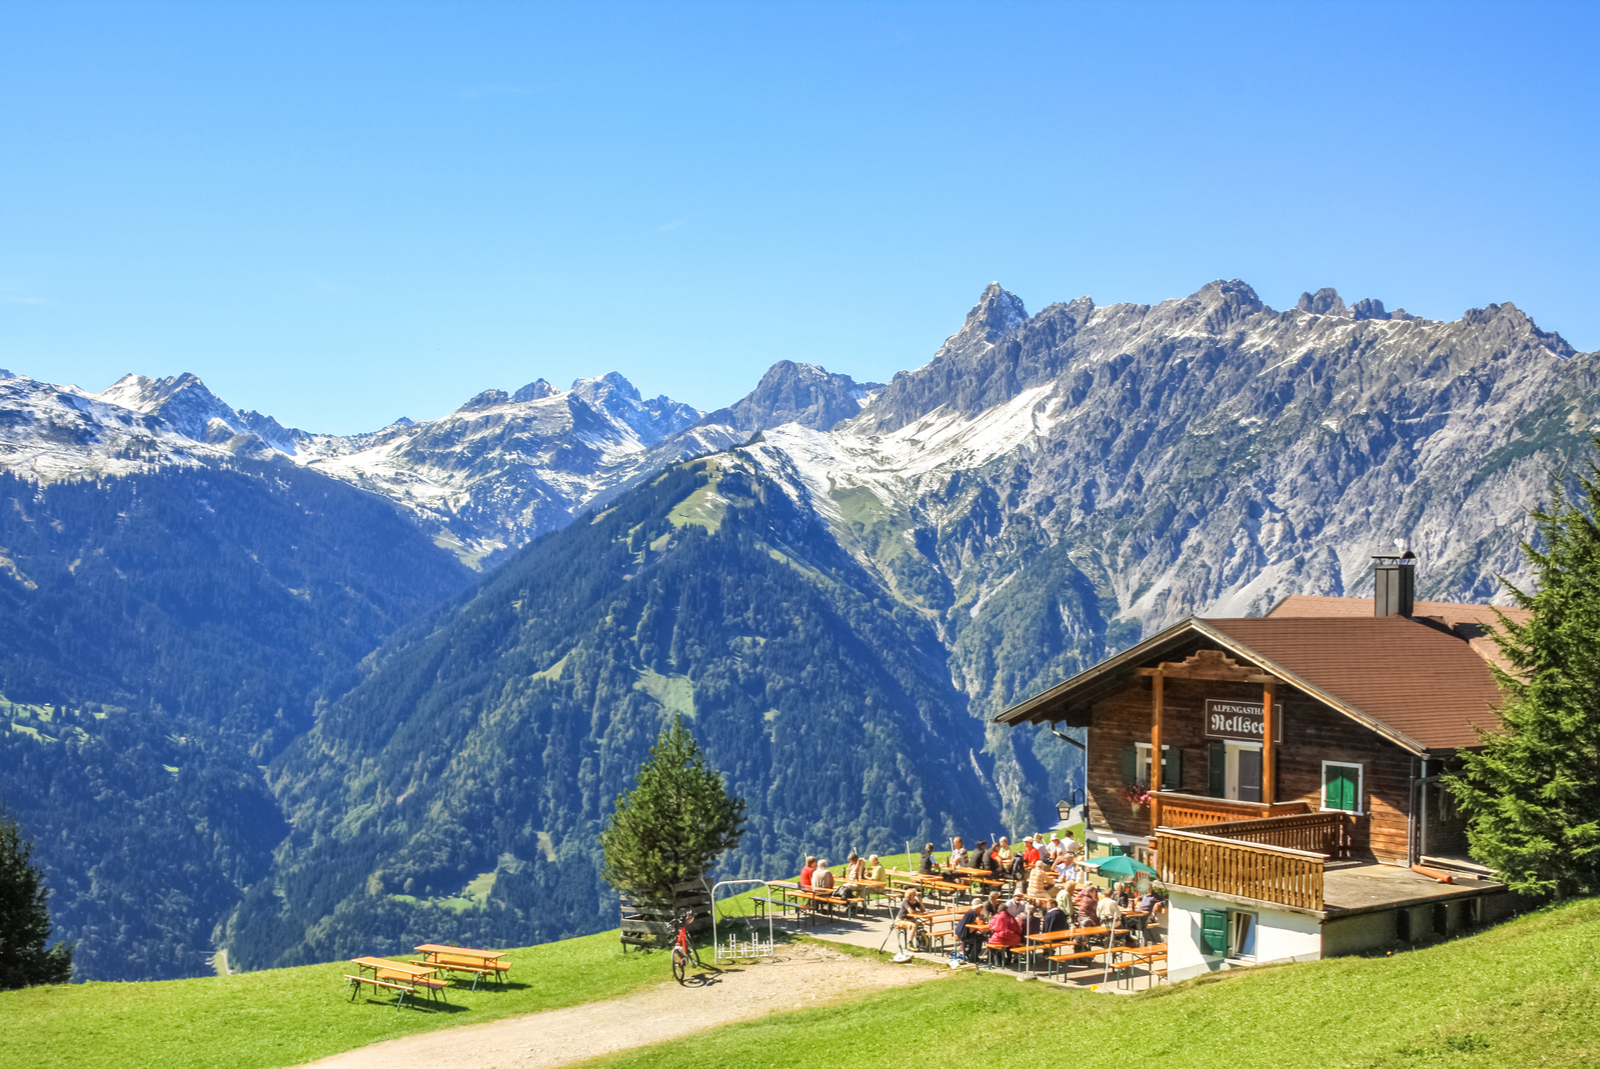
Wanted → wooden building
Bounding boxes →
[997,559,1520,978]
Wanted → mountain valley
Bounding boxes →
[2,278,1597,979]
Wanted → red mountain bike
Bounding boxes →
[671,908,705,983]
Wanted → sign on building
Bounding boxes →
[1203,699,1281,742]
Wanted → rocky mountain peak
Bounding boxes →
[457,389,512,412]
[1297,288,1348,317]
[568,372,700,443]
[0,368,14,379]
[570,371,642,406]
[948,282,1028,350]
[513,378,560,402]
[694,360,882,434]
[93,372,241,441]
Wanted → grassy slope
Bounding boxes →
[590,897,1600,1069]
[0,931,663,1069]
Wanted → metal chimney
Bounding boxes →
[1373,552,1416,617]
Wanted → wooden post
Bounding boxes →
[1150,671,1164,830]
[1261,679,1276,806]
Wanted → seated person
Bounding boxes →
[1114,881,1134,908]
[1075,884,1099,925]
[994,836,1014,874]
[894,887,925,922]
[1027,861,1056,897]
[1055,880,1078,918]
[1045,834,1064,861]
[868,854,888,882]
[1042,904,1070,933]
[799,855,817,889]
[947,836,968,873]
[844,852,866,882]
[1095,888,1121,927]
[955,896,987,961]
[987,903,1023,963]
[812,860,835,893]
[1021,837,1041,868]
[919,843,938,875]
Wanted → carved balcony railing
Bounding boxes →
[1156,827,1326,911]
[1199,811,1354,859]
[1154,791,1310,829]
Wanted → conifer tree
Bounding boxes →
[0,810,73,988]
[600,716,746,900]
[1446,452,1600,898]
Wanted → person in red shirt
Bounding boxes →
[799,855,817,889]
[987,903,1023,967]
[1022,837,1041,868]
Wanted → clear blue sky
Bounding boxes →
[3,1,1596,433]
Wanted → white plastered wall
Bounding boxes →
[1167,890,1323,981]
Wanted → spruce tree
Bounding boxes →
[600,716,746,901]
[1446,453,1600,898]
[0,810,73,988]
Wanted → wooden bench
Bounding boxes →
[410,956,503,990]
[344,974,419,1010]
[1045,948,1116,979]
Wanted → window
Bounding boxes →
[1229,911,1257,959]
[1322,762,1362,813]
[1200,907,1257,959]
[1133,743,1181,790]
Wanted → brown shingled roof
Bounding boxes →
[1202,616,1506,750]
[1265,594,1530,676]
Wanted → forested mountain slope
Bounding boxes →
[729,280,1600,826]
[223,455,998,969]
[0,463,472,979]
[8,277,1600,980]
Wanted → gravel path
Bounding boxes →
[293,942,938,1069]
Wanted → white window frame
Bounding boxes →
[1320,760,1364,815]
[1134,742,1172,789]
[1228,909,1258,960]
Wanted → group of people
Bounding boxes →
[933,881,1162,965]
[918,832,1084,885]
[797,851,889,904]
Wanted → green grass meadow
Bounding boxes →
[590,897,1600,1069]
[6,887,1596,1069]
[0,930,665,1069]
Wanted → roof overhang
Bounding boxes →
[994,616,1433,756]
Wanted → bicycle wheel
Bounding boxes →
[671,946,687,984]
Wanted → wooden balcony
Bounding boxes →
[1156,826,1327,911]
[1154,791,1310,829]
[1199,810,1354,859]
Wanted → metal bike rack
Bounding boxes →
[710,879,777,963]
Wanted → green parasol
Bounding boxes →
[1081,854,1158,880]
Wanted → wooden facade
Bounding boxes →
[1083,669,1418,863]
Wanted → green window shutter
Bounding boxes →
[1163,747,1182,791]
[1121,746,1137,784]
[1109,844,1126,857]
[1325,766,1357,811]
[1207,740,1225,797]
[1201,909,1228,955]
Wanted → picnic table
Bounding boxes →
[346,957,448,1008]
[1103,943,1168,989]
[412,945,510,990]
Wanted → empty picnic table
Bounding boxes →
[346,957,448,1008]
[412,945,511,990]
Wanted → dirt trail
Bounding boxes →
[294,942,938,1069]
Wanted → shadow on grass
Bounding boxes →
[351,997,472,1014]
